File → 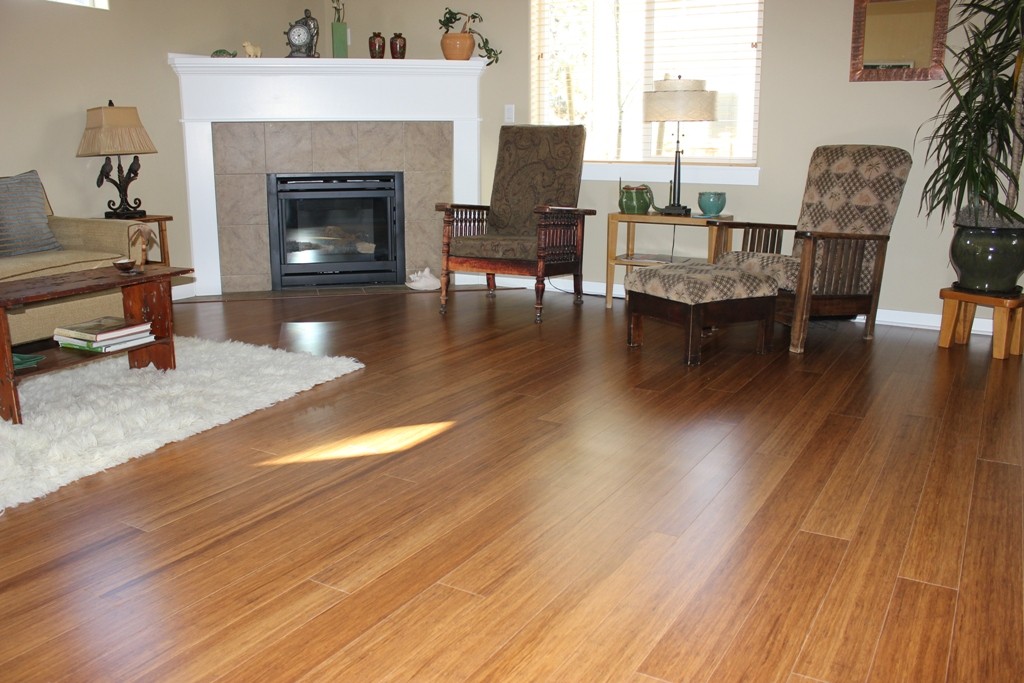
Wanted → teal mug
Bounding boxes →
[697,191,726,217]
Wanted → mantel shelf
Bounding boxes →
[168,53,489,78]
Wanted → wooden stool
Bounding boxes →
[938,287,1024,359]
[625,262,778,365]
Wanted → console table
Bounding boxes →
[605,212,734,308]
[0,265,193,424]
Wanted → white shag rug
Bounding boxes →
[0,336,363,509]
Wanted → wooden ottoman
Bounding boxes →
[625,262,778,365]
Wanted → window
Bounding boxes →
[531,0,763,166]
[47,0,109,8]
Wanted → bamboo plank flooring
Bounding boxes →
[2,286,1023,681]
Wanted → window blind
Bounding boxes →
[47,0,109,8]
[531,0,763,164]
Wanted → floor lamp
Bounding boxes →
[643,77,717,216]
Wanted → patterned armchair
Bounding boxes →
[436,125,596,323]
[711,144,913,353]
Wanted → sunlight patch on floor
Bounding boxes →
[258,421,456,465]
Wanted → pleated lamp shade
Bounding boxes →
[76,104,157,157]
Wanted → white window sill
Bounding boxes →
[583,162,760,186]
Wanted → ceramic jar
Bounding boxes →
[390,33,406,59]
[368,32,385,59]
[697,192,727,217]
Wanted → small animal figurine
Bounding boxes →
[210,48,237,58]
[242,41,262,58]
[129,224,157,272]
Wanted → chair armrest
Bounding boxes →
[709,220,796,261]
[435,202,490,212]
[795,230,890,243]
[534,205,597,216]
[437,203,490,241]
[47,215,135,258]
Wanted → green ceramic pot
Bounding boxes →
[950,223,1024,295]
[618,183,652,215]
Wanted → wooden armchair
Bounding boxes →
[710,144,913,353]
[436,125,595,323]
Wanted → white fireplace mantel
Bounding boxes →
[169,53,486,296]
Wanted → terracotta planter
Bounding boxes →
[440,32,475,60]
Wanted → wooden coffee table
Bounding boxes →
[0,265,193,424]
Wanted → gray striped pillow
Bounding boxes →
[0,170,62,257]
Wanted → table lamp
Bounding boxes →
[76,101,157,219]
[643,76,717,216]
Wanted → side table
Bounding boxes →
[938,287,1024,359]
[1,265,193,423]
[605,212,734,308]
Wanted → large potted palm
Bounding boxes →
[921,0,1024,294]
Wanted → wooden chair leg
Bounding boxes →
[486,273,496,298]
[439,268,451,314]
[789,296,811,354]
[573,271,583,305]
[534,276,545,324]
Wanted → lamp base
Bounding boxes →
[658,204,692,217]
[105,208,147,220]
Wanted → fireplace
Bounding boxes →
[169,54,485,297]
[267,172,405,288]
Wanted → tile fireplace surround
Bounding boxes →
[169,54,486,296]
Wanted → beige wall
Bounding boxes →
[0,0,308,269]
[2,0,956,318]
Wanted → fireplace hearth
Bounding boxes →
[267,172,405,288]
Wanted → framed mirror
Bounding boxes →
[850,0,950,81]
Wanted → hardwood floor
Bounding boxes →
[2,286,1022,681]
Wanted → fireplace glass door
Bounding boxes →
[268,172,405,288]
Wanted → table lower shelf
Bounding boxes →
[613,253,709,267]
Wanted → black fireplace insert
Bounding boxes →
[267,172,405,288]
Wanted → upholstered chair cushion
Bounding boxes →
[722,144,912,295]
[625,261,778,305]
[796,144,913,235]
[0,170,63,257]
[714,251,801,291]
[449,234,537,260]
[486,125,586,237]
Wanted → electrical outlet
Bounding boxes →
[504,104,515,123]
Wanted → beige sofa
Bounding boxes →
[0,171,157,345]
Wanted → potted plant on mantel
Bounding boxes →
[438,7,501,65]
[920,0,1024,295]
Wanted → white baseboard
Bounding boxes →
[453,274,996,338]
[173,282,196,301]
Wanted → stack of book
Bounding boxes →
[53,316,155,353]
